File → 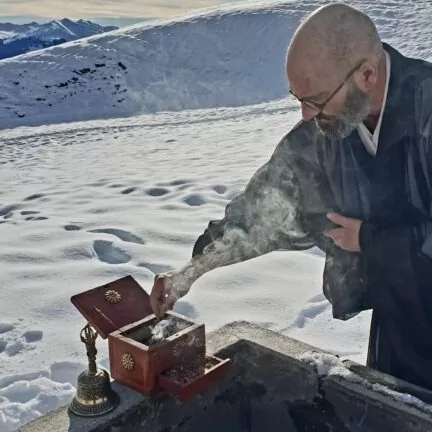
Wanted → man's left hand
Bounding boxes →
[325,213,362,252]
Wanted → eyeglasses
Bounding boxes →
[289,60,365,115]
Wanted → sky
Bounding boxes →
[0,0,239,26]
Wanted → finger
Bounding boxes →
[332,237,344,247]
[324,228,344,239]
[149,291,161,318]
[159,295,176,317]
[327,212,350,227]
[150,276,166,317]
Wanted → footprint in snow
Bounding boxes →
[183,194,206,206]
[88,228,145,244]
[121,187,137,195]
[0,204,19,217]
[213,185,227,194]
[23,193,45,201]
[93,240,131,264]
[146,187,170,197]
[1,381,41,404]
[0,324,43,357]
[292,297,330,329]
[64,224,82,231]
[0,323,15,334]
[168,179,192,186]
[20,210,40,216]
[22,330,43,343]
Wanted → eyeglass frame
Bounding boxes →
[288,59,366,115]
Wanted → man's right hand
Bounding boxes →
[149,271,192,318]
[149,275,174,318]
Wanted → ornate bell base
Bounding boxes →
[69,368,120,417]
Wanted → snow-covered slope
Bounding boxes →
[0,19,117,61]
[0,99,370,432]
[1,0,431,130]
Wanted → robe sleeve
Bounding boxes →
[191,122,336,269]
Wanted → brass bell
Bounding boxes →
[69,323,120,417]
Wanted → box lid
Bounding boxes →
[70,275,153,339]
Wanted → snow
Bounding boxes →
[0,0,431,430]
[1,0,431,130]
[0,99,371,431]
[300,351,432,415]
[300,351,363,380]
[0,377,75,432]
[0,32,15,41]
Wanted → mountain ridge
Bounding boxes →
[0,18,117,60]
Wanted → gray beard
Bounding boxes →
[315,83,371,140]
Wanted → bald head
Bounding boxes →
[285,3,387,139]
[287,3,383,72]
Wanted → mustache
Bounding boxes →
[316,112,337,121]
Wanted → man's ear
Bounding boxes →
[355,61,378,92]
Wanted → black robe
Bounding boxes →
[191,43,432,391]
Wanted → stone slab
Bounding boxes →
[16,320,432,432]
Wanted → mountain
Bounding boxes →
[0,21,40,33]
[0,18,117,60]
[0,1,431,130]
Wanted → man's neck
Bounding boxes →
[364,53,388,132]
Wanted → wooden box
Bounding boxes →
[70,275,230,402]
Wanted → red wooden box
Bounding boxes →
[70,275,230,402]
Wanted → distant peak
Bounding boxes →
[59,18,74,25]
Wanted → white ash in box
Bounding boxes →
[124,316,192,346]
[151,317,190,343]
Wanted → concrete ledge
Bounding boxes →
[323,376,432,432]
[17,321,432,432]
[206,320,321,402]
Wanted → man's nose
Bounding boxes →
[301,103,319,121]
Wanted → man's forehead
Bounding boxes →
[288,66,333,99]
[287,39,334,87]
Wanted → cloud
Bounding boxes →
[0,0,233,19]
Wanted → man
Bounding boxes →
[150,3,432,391]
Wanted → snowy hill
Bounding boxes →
[0,19,117,61]
[0,0,431,130]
